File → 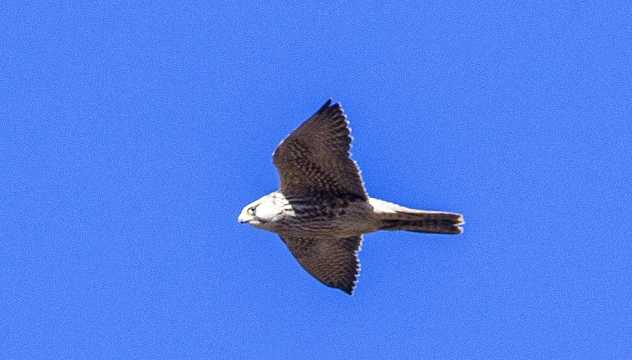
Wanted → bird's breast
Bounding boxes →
[275,197,378,237]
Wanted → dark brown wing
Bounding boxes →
[273,100,367,200]
[280,235,363,295]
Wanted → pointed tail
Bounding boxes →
[369,198,464,234]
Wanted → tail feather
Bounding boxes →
[369,198,464,235]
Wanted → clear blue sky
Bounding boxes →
[2,1,631,358]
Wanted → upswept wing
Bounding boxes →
[280,235,362,295]
[273,100,367,200]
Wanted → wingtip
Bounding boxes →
[314,99,334,115]
[341,286,355,295]
[314,98,345,119]
[323,98,343,109]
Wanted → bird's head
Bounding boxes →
[238,193,287,231]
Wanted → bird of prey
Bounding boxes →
[238,100,463,295]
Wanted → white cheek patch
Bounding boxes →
[256,200,284,222]
[257,207,276,220]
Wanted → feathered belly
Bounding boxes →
[275,198,377,237]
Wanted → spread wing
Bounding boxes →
[273,100,367,200]
[280,235,362,295]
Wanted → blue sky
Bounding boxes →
[2,1,631,358]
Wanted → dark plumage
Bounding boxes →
[239,100,463,294]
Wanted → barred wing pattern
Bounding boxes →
[239,99,465,294]
[280,235,362,294]
[273,100,368,200]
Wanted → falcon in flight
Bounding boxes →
[238,100,463,294]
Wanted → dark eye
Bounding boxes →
[247,206,256,215]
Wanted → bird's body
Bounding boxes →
[245,192,373,235]
[239,100,463,294]
[244,191,460,238]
